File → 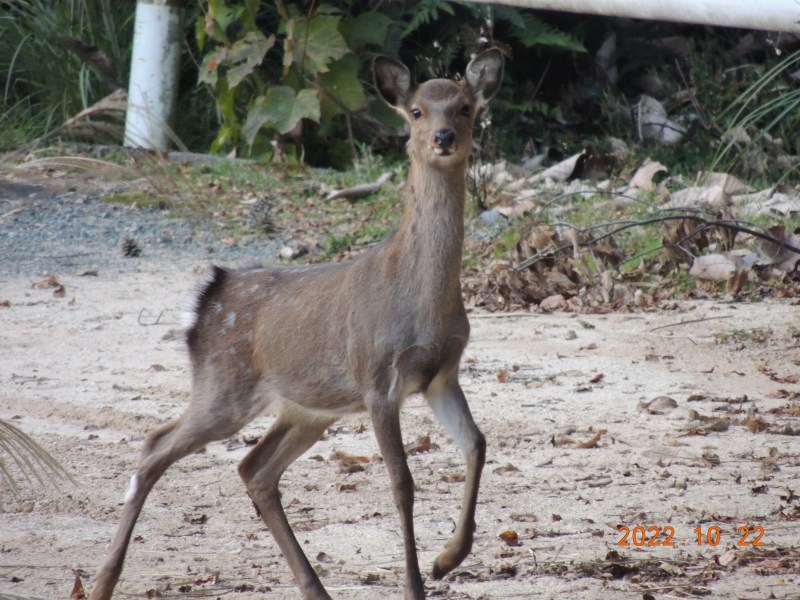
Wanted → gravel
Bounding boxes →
[0,188,282,279]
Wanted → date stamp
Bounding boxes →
[617,525,765,548]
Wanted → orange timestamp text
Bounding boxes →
[618,525,765,548]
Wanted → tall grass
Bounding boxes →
[712,49,800,181]
[0,0,135,149]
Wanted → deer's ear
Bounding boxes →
[465,48,504,107]
[373,56,413,109]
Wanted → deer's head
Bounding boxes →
[374,49,504,169]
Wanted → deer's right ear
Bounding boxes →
[373,56,412,109]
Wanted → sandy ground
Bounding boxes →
[1,261,799,600]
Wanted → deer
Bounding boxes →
[89,48,504,600]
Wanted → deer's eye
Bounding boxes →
[460,104,471,116]
[410,108,422,120]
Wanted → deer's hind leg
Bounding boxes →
[91,394,249,600]
[238,414,334,600]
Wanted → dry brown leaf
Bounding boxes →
[635,95,686,144]
[696,172,752,195]
[666,185,728,209]
[538,151,584,182]
[493,463,519,474]
[640,396,678,414]
[745,416,770,433]
[689,254,737,281]
[755,225,800,272]
[539,294,566,312]
[331,450,370,473]
[70,573,87,600]
[577,429,607,448]
[404,435,435,456]
[498,530,521,547]
[496,369,510,383]
[630,159,667,191]
[32,274,60,289]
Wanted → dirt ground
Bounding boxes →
[2,260,800,599]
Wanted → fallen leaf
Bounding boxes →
[755,225,800,272]
[640,396,678,414]
[493,463,519,474]
[496,369,510,383]
[589,373,604,384]
[630,158,667,191]
[32,274,60,289]
[441,472,465,483]
[70,573,86,600]
[538,151,584,182]
[499,530,521,546]
[540,294,566,311]
[689,254,737,281]
[665,185,728,209]
[404,435,434,456]
[577,429,607,448]
[635,95,686,144]
[696,172,752,195]
[744,416,770,433]
[331,450,371,473]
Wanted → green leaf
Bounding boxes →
[290,15,350,75]
[318,54,365,115]
[401,0,454,39]
[227,31,275,88]
[206,0,237,44]
[198,47,227,87]
[342,11,392,50]
[509,13,586,52]
[244,86,320,145]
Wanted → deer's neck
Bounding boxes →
[390,160,467,299]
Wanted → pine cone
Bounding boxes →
[122,237,141,258]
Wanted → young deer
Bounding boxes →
[90,49,503,600]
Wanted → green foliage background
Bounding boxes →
[1,0,797,180]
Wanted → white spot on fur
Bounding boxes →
[224,311,237,329]
[212,301,223,314]
[249,284,260,293]
[123,473,138,503]
[180,309,197,330]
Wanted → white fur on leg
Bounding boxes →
[123,473,139,503]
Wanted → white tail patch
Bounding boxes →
[180,268,222,331]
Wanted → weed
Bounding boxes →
[714,328,773,345]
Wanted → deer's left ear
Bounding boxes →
[465,48,504,107]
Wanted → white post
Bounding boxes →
[457,0,800,33]
[124,0,186,149]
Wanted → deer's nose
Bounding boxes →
[434,129,455,149]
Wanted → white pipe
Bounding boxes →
[459,0,800,32]
[124,0,185,149]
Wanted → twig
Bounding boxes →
[138,308,166,326]
[649,315,732,333]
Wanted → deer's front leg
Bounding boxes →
[425,375,486,579]
[366,389,426,600]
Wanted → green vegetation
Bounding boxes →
[0,0,135,149]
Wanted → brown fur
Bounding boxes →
[90,49,504,600]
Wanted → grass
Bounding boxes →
[1,0,136,148]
